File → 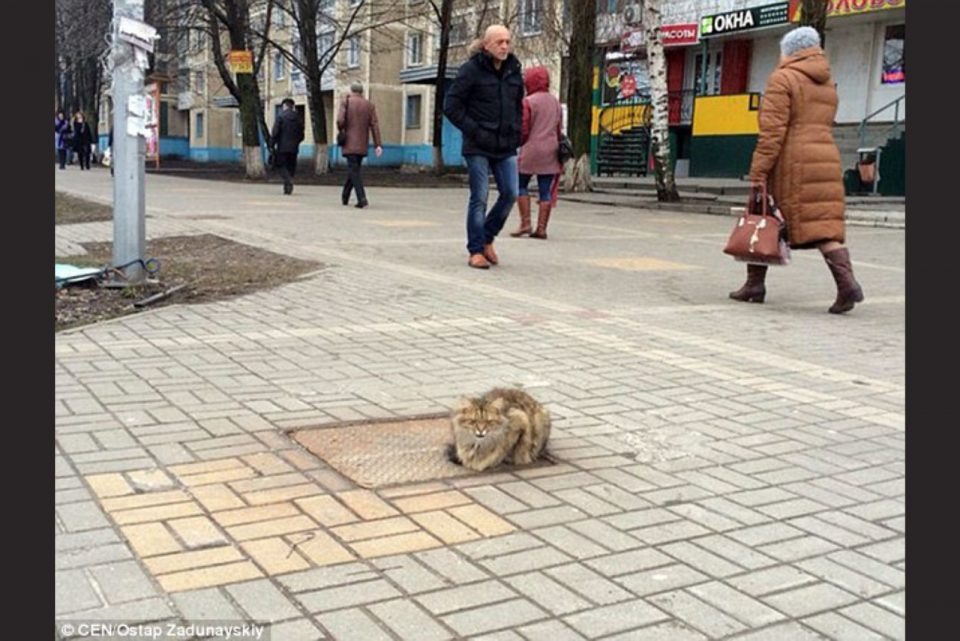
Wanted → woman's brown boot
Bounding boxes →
[530,202,552,239]
[510,195,532,237]
[729,264,768,303]
[823,247,864,314]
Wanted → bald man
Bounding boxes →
[444,25,524,269]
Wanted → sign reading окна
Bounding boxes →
[701,2,790,37]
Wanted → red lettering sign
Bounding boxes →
[659,23,699,47]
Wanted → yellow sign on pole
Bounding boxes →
[227,50,254,74]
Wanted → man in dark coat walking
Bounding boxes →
[271,98,305,195]
[443,24,523,269]
[337,82,383,208]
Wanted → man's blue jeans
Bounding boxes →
[464,154,518,255]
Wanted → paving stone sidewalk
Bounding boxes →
[55,169,905,640]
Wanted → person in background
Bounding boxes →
[270,98,305,195]
[337,82,383,209]
[55,111,71,170]
[71,112,94,171]
[730,26,864,314]
[443,24,523,269]
[511,65,563,240]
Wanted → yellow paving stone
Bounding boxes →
[582,257,700,271]
[331,517,419,543]
[86,474,135,498]
[447,504,516,537]
[240,538,310,575]
[380,482,451,499]
[229,472,310,494]
[242,452,295,475]
[277,450,321,471]
[113,502,204,525]
[120,523,183,557]
[101,490,191,513]
[212,503,302,527]
[156,561,263,592]
[169,458,246,477]
[191,484,246,512]
[411,511,482,544]
[295,495,359,527]
[126,469,176,491]
[243,484,324,506]
[350,532,441,558]
[336,490,399,520]
[287,530,355,566]
[167,516,228,549]
[179,467,259,487]
[392,491,472,514]
[144,546,246,575]
[226,515,318,542]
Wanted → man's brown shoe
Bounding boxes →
[483,243,499,265]
[468,253,490,269]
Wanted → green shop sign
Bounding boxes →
[701,2,790,37]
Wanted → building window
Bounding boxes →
[449,15,468,46]
[347,36,361,68]
[194,112,204,138]
[521,0,543,35]
[882,24,905,84]
[318,32,334,66]
[320,0,334,12]
[408,32,423,67]
[291,38,303,80]
[273,52,286,80]
[406,94,422,129]
[694,51,722,96]
[193,70,205,94]
[235,112,243,137]
[597,0,619,14]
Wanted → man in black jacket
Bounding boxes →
[444,25,523,269]
[271,98,305,195]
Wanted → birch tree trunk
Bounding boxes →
[643,0,679,202]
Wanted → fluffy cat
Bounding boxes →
[447,387,551,472]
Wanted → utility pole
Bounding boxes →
[111,0,147,283]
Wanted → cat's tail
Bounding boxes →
[445,443,463,466]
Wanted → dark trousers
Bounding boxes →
[58,149,67,169]
[76,146,91,170]
[342,154,367,204]
[275,151,298,188]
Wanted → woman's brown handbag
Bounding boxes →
[723,184,791,266]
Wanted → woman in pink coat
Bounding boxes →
[510,66,563,239]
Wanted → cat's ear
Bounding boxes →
[453,397,474,414]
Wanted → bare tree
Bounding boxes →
[801,0,828,48]
[642,0,678,201]
[565,0,594,191]
[55,0,112,129]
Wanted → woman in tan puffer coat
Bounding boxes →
[730,26,864,314]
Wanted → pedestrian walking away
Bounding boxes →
[71,112,94,171]
[270,98,305,195]
[730,26,864,314]
[511,65,563,240]
[337,82,383,209]
[55,111,71,170]
[443,24,523,269]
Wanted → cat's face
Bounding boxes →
[453,397,507,440]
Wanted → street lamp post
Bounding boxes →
[111,0,147,283]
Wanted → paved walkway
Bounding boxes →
[56,167,905,640]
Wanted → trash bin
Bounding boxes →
[857,147,881,194]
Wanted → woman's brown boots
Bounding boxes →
[530,202,552,239]
[823,247,864,314]
[729,264,768,303]
[510,195,532,237]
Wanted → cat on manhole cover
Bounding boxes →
[447,387,554,472]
